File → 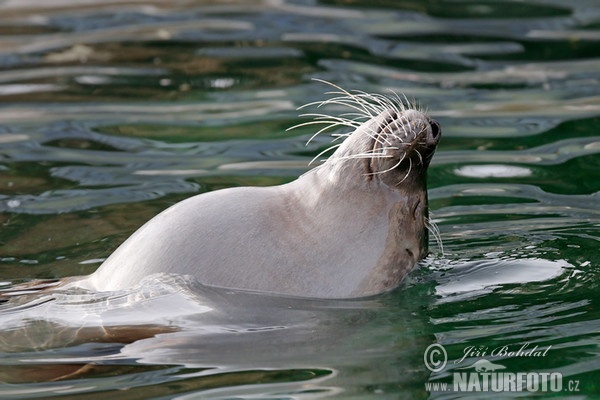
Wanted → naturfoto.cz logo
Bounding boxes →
[424,343,581,393]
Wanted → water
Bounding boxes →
[0,0,599,398]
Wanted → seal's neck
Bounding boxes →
[329,122,376,177]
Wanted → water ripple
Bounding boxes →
[0,0,599,398]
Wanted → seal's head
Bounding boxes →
[293,81,440,183]
[293,80,440,190]
[290,80,442,293]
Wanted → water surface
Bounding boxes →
[0,0,599,398]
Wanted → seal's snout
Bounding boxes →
[422,117,441,156]
[365,108,441,182]
[378,109,440,146]
[427,118,441,144]
[415,116,441,168]
[377,109,441,156]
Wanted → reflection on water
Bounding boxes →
[0,276,428,397]
[0,0,599,398]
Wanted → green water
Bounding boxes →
[0,0,599,398]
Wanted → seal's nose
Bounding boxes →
[427,118,441,145]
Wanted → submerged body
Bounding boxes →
[77,88,441,299]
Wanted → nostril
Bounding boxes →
[428,118,441,139]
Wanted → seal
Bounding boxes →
[75,81,441,299]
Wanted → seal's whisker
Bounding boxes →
[333,120,391,147]
[299,93,372,114]
[286,119,347,131]
[335,145,402,165]
[296,100,327,111]
[291,80,437,185]
[387,115,405,144]
[395,91,414,111]
[293,80,430,151]
[367,92,399,114]
[363,159,401,177]
[399,117,411,140]
[327,124,388,149]
[384,89,406,115]
[349,92,393,116]
[287,110,393,147]
[296,98,349,112]
[369,121,393,146]
[343,119,392,147]
[415,149,424,165]
[355,145,399,155]
[289,116,364,145]
[288,122,346,145]
[312,78,377,118]
[307,125,347,144]
[373,127,396,147]
[339,112,374,122]
[331,90,386,116]
[378,125,392,146]
[331,132,351,138]
[397,158,413,184]
[334,152,393,162]
[426,217,445,257]
[374,91,407,118]
[378,134,394,147]
[309,143,343,165]
[368,153,406,176]
[297,115,360,128]
[300,112,362,126]
[317,97,378,119]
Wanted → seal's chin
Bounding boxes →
[369,109,441,182]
